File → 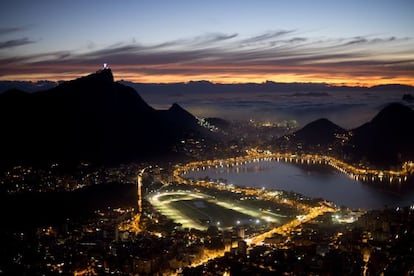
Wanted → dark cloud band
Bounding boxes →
[0,31,413,83]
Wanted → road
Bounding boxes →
[118,167,147,234]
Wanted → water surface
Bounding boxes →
[185,160,414,210]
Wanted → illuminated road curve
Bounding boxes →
[174,149,413,185]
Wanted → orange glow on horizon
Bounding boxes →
[115,73,414,87]
[1,67,413,87]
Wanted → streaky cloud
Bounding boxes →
[343,36,368,46]
[159,33,239,50]
[286,37,307,43]
[0,37,35,49]
[0,50,71,65]
[0,26,29,35]
[241,30,294,44]
[339,36,404,48]
[192,32,238,44]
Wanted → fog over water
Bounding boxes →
[1,80,413,129]
[133,84,413,129]
[186,161,414,210]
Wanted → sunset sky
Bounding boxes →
[1,0,413,86]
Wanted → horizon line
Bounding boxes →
[1,69,414,89]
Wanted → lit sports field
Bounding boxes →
[149,191,284,230]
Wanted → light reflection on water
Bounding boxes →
[186,160,414,210]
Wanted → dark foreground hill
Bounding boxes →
[292,118,346,146]
[346,103,414,168]
[278,118,346,153]
[281,103,414,169]
[0,183,137,230]
[0,69,206,167]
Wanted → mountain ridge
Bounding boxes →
[347,103,414,168]
[281,102,414,169]
[0,69,205,167]
[293,118,346,146]
[2,79,414,94]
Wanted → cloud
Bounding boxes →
[343,36,368,46]
[0,37,35,49]
[0,26,28,35]
[1,31,413,85]
[286,37,307,43]
[192,32,238,45]
[340,36,399,47]
[241,30,294,44]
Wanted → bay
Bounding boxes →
[185,160,414,210]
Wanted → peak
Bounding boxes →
[310,118,334,125]
[167,103,196,118]
[169,103,184,111]
[292,117,345,146]
[168,103,195,117]
[92,68,114,83]
[373,103,413,122]
[303,118,342,130]
[54,68,114,92]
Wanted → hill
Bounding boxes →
[158,103,201,131]
[277,103,414,169]
[277,118,346,153]
[0,69,206,167]
[292,118,346,146]
[346,103,414,168]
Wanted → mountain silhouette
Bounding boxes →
[277,118,346,153]
[279,103,414,169]
[158,103,201,131]
[292,118,346,146]
[346,103,414,168]
[0,69,205,167]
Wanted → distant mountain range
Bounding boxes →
[0,69,207,167]
[283,103,414,169]
[0,80,59,93]
[1,79,413,95]
[120,81,414,99]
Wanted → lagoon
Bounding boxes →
[185,160,414,210]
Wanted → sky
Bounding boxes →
[1,0,413,86]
